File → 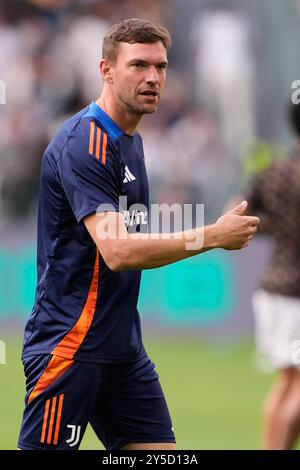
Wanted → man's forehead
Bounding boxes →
[118,41,168,63]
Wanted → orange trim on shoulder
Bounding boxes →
[95,127,101,160]
[51,250,100,359]
[89,121,95,155]
[28,356,74,404]
[40,399,50,443]
[102,132,107,165]
[53,393,64,445]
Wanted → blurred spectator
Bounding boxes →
[244,101,300,449]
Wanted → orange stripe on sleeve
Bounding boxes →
[40,399,50,443]
[53,393,64,445]
[95,127,101,160]
[89,121,95,155]
[47,396,57,444]
[28,356,74,404]
[102,132,107,165]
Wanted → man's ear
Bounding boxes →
[99,59,113,84]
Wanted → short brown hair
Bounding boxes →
[102,18,172,63]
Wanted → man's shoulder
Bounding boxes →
[62,103,123,160]
[46,104,121,163]
[44,106,91,160]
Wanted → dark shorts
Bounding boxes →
[18,353,175,450]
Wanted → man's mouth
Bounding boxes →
[139,90,159,97]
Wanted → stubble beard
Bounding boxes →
[117,89,159,116]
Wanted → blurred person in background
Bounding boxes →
[243,101,300,449]
[17,17,259,451]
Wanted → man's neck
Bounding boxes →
[96,95,141,136]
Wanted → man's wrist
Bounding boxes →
[203,224,221,250]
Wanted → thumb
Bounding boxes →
[229,200,248,215]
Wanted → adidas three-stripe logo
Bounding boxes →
[123,165,136,183]
[40,394,64,446]
[89,121,107,164]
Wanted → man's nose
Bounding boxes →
[145,66,159,85]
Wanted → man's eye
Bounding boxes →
[134,63,145,68]
[157,64,167,70]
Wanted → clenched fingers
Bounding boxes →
[248,225,258,234]
[247,216,260,226]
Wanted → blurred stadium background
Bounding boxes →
[1,0,300,450]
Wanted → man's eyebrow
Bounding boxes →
[128,58,168,66]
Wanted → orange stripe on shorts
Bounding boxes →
[53,393,64,445]
[47,396,57,444]
[40,399,50,443]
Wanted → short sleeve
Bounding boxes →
[57,120,121,222]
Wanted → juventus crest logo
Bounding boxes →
[66,424,81,447]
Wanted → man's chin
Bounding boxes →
[141,107,157,115]
[125,100,159,116]
[136,104,159,115]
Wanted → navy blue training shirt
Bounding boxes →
[22,102,149,363]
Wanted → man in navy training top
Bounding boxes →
[18,18,259,450]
